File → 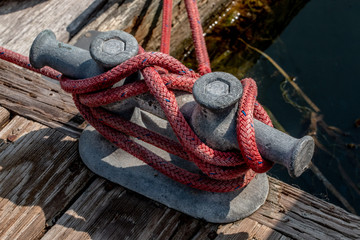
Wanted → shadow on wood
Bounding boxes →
[0,0,48,15]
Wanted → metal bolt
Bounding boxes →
[102,39,125,54]
[90,30,138,69]
[29,29,104,79]
[206,80,229,96]
[191,72,314,177]
[193,72,242,112]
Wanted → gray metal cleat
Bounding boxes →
[29,30,314,177]
[29,29,105,79]
[191,72,314,177]
[28,30,312,222]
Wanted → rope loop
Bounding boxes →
[65,52,273,191]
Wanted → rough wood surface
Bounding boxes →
[0,106,10,129]
[41,178,287,240]
[0,116,93,240]
[42,176,360,239]
[0,0,230,59]
[68,0,230,58]
[252,178,360,240]
[0,59,85,137]
[0,0,106,55]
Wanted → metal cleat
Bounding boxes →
[29,30,315,223]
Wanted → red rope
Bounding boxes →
[160,0,173,54]
[184,0,211,75]
[0,0,273,192]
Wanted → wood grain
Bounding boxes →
[69,0,230,58]
[0,0,229,58]
[0,116,93,240]
[0,0,107,55]
[42,178,284,240]
[0,106,10,129]
[251,178,360,240]
[0,59,85,137]
[41,176,360,240]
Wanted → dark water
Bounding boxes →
[190,0,360,213]
[253,0,360,214]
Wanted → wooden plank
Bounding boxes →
[42,177,231,240]
[0,106,10,129]
[41,178,177,240]
[41,175,360,240]
[0,59,85,137]
[0,0,107,55]
[215,218,286,240]
[0,115,93,240]
[0,0,230,57]
[68,0,231,58]
[250,177,360,240]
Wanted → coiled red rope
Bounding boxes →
[0,0,273,192]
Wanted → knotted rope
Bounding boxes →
[0,0,273,192]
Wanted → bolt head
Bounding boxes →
[102,38,125,55]
[205,80,230,96]
[90,30,138,69]
[193,72,243,112]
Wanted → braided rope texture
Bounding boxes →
[0,47,273,192]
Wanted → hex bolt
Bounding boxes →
[193,72,242,112]
[191,72,314,177]
[29,29,105,79]
[90,30,139,69]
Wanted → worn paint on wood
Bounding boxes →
[0,116,93,240]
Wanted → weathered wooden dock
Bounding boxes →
[0,0,360,239]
